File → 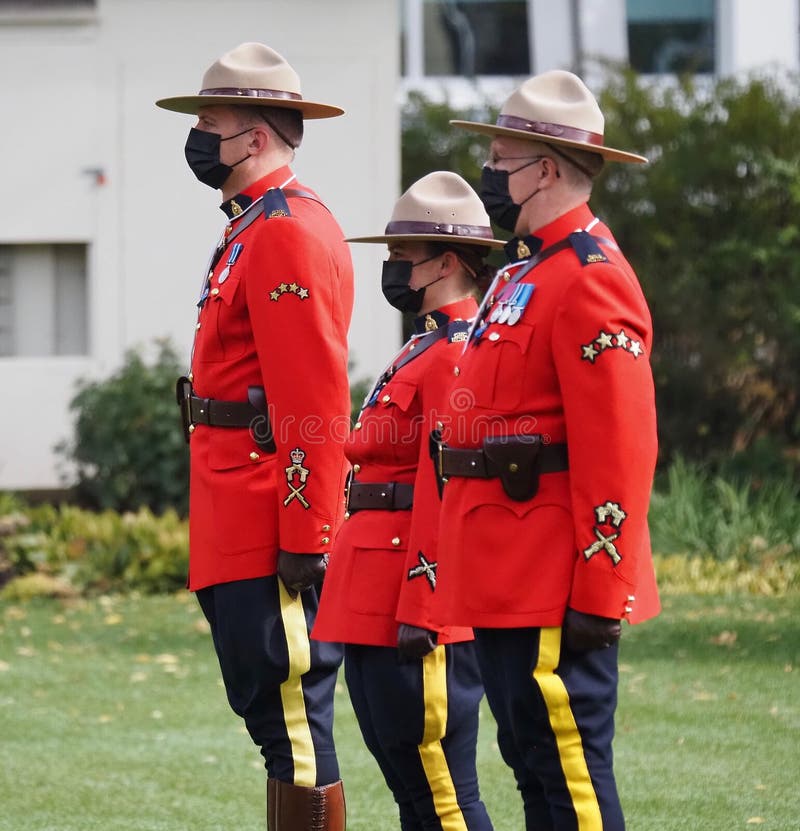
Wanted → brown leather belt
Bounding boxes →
[439,443,568,479]
[345,481,414,513]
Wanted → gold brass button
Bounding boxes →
[352,464,361,473]
[391,537,401,547]
[381,394,390,403]
[187,372,194,382]
[195,322,201,330]
[354,421,362,430]
[453,367,460,377]
[321,537,330,545]
[188,424,195,434]
[322,524,331,532]
[210,287,220,296]
[508,463,519,473]
[344,512,351,520]
[249,451,260,461]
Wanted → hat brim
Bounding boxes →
[155,94,344,119]
[450,119,648,164]
[346,233,506,249]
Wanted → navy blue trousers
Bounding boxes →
[345,641,494,831]
[196,575,343,786]
[474,627,624,831]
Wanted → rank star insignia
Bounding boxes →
[596,330,614,350]
[581,343,599,363]
[407,551,437,591]
[269,282,311,302]
[581,328,645,363]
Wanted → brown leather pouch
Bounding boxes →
[482,434,542,501]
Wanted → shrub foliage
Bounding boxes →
[56,340,190,515]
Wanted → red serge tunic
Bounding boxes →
[426,204,660,630]
[313,299,477,647]
[187,167,354,591]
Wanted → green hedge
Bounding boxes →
[1,463,798,599]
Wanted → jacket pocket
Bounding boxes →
[207,430,278,556]
[467,322,535,412]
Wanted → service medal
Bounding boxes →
[507,284,535,326]
[218,242,244,284]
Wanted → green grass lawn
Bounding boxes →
[1,593,798,831]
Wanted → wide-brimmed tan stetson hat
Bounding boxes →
[347,171,505,248]
[156,42,343,119]
[451,69,646,164]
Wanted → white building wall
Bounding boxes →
[0,0,400,490]
[718,0,799,75]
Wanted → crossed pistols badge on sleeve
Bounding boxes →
[284,447,311,509]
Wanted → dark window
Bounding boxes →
[627,0,715,74]
[403,0,530,78]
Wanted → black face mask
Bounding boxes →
[480,157,543,233]
[184,127,252,189]
[381,257,444,314]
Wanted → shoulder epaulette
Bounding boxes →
[568,230,608,266]
[262,188,292,219]
[447,319,471,343]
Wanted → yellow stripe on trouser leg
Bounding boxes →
[418,646,469,831]
[532,627,602,830]
[278,580,316,787]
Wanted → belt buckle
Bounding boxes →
[344,471,354,514]
[437,442,449,483]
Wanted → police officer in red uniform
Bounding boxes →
[313,172,503,830]
[421,72,660,830]
[156,43,352,830]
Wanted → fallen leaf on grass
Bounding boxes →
[710,630,737,646]
[0,660,9,672]
[691,690,717,702]
[104,614,123,625]
[746,818,765,824]
[155,653,179,665]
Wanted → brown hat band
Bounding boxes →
[384,221,495,239]
[200,87,303,101]
[496,114,604,147]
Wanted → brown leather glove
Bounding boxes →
[397,623,438,662]
[277,550,328,598]
[563,607,621,652]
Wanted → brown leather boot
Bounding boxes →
[266,778,346,830]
